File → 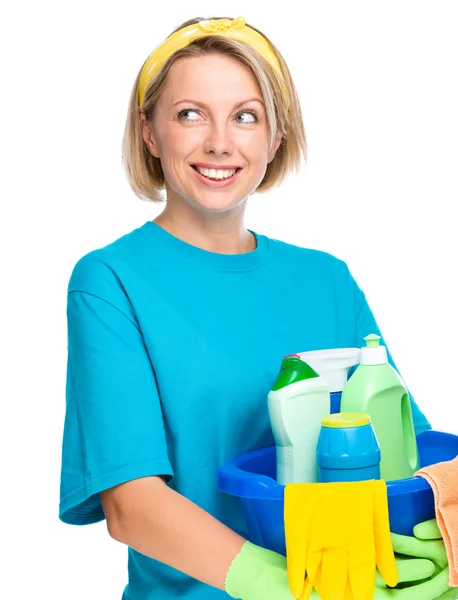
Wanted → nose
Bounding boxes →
[203,121,234,157]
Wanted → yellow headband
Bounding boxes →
[138,16,286,108]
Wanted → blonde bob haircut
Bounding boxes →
[122,16,307,203]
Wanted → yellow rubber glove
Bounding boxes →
[284,480,398,600]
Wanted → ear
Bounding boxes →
[140,112,160,158]
[268,132,283,163]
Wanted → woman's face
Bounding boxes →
[142,53,281,214]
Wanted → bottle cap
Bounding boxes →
[321,412,371,428]
[270,356,319,391]
[360,333,388,365]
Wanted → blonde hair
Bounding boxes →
[122,16,307,203]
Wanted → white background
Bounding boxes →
[2,1,457,598]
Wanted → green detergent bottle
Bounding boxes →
[268,355,330,484]
[340,334,420,481]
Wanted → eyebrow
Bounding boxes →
[173,97,265,109]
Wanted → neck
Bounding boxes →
[153,209,256,255]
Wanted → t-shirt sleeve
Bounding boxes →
[59,256,174,526]
[346,263,432,437]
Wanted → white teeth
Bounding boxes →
[196,167,237,180]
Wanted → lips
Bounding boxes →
[191,164,242,170]
[190,164,242,187]
[191,165,242,173]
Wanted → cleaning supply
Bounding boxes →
[340,334,420,481]
[316,412,381,483]
[314,555,448,600]
[391,519,448,572]
[284,480,398,600]
[298,348,360,414]
[267,355,330,484]
[415,458,458,586]
[224,538,447,600]
[389,519,458,599]
[224,539,292,599]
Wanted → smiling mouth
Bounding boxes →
[191,165,242,176]
[190,164,243,187]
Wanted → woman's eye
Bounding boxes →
[177,109,258,123]
[178,109,200,121]
[236,111,257,123]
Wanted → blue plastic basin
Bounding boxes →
[217,430,458,556]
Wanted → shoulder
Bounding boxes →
[266,233,352,277]
[67,222,149,300]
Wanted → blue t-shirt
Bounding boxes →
[59,221,431,599]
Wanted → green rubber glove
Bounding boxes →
[224,540,449,600]
[224,540,294,599]
[374,559,451,600]
[391,519,447,573]
[389,519,457,600]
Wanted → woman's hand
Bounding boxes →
[224,521,458,600]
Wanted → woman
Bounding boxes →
[59,15,439,600]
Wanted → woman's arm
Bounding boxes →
[101,475,246,591]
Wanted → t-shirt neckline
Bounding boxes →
[142,221,269,272]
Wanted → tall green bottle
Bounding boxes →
[340,334,420,481]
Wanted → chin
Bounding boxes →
[192,193,247,213]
